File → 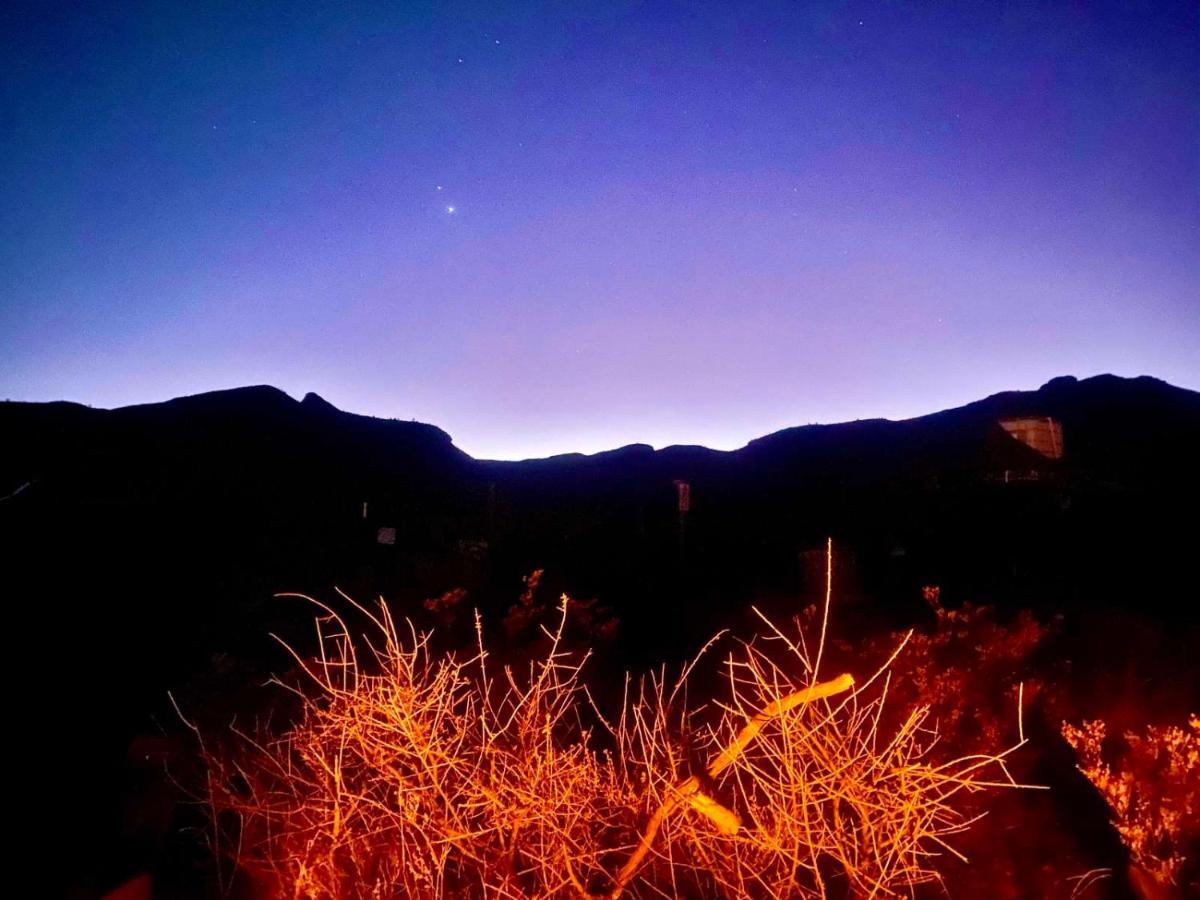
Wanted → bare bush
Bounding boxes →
[192,545,1030,898]
[1063,716,1199,897]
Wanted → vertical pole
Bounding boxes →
[674,480,690,563]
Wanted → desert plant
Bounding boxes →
[190,545,1030,898]
[1062,716,1200,898]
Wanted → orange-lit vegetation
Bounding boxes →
[844,595,1052,757]
[1062,716,1200,896]
[838,594,1200,898]
[192,545,1036,898]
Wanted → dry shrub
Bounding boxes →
[841,596,1051,757]
[612,626,1032,898]
[195,592,631,898]
[193,548,1030,898]
[1062,716,1200,896]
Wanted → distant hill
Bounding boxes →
[6,372,1195,497]
[4,374,1198,623]
[5,370,1198,675]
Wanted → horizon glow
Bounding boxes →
[2,2,1197,460]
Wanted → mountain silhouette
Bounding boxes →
[5,373,1198,638]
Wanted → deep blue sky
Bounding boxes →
[2,1,1196,458]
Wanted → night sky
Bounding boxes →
[2,2,1196,459]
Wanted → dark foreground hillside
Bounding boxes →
[2,373,1198,896]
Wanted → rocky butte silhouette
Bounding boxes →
[3,373,1199,895]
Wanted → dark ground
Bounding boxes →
[3,372,1198,897]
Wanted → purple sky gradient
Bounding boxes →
[2,1,1196,458]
